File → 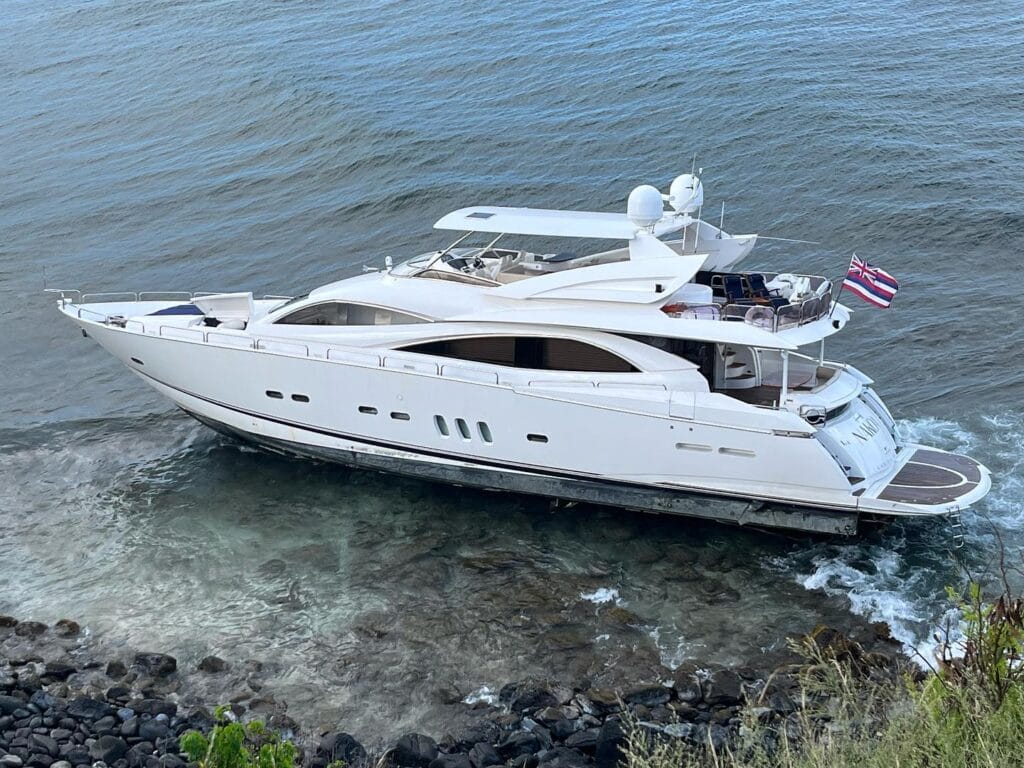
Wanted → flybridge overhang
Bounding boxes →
[433,206,693,241]
[432,174,755,267]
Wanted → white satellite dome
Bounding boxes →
[668,173,704,214]
[626,184,665,230]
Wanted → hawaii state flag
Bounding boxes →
[842,254,899,308]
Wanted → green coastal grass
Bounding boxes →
[624,576,1024,768]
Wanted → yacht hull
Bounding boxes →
[62,307,988,535]
[177,398,860,536]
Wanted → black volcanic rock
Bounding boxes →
[317,732,366,765]
[66,697,114,721]
[467,742,501,768]
[89,735,128,763]
[394,733,439,768]
[132,654,177,678]
[197,656,227,674]
[594,720,625,768]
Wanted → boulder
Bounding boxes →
[30,734,59,757]
[536,747,591,768]
[197,657,227,674]
[428,755,471,768]
[564,729,599,753]
[623,685,670,708]
[671,666,703,704]
[467,742,500,768]
[66,697,114,721]
[393,734,438,768]
[89,736,128,764]
[42,663,76,682]
[29,691,57,710]
[132,654,176,678]
[501,682,559,714]
[138,720,169,742]
[0,615,19,628]
[576,689,618,717]
[316,732,365,766]
[14,622,47,638]
[0,695,27,715]
[105,662,128,680]
[53,621,80,638]
[594,721,625,768]
[703,670,743,707]
[497,732,545,760]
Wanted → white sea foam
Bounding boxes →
[580,587,622,605]
[463,685,498,706]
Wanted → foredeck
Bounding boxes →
[877,449,985,505]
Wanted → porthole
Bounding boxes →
[266,390,284,399]
[130,357,144,366]
[527,433,548,443]
[358,406,378,415]
[391,411,411,421]
[455,418,471,440]
[477,422,493,444]
[291,394,310,403]
[434,415,450,437]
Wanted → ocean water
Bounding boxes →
[2,0,1023,741]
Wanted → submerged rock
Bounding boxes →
[197,655,228,674]
[133,653,177,678]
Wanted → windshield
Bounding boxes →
[269,293,310,313]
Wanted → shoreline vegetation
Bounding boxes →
[2,574,1021,768]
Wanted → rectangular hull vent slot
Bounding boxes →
[675,442,712,452]
[719,447,756,458]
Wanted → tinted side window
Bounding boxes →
[405,337,515,366]
[277,303,426,326]
[400,337,638,372]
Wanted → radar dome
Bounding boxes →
[668,173,704,214]
[627,185,665,230]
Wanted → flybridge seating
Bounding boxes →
[661,270,835,330]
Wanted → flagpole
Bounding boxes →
[828,253,855,318]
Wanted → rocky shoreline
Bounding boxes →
[1,615,911,768]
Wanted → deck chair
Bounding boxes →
[747,273,790,309]
[723,274,755,305]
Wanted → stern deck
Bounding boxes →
[877,448,984,505]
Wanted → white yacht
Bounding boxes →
[51,174,990,536]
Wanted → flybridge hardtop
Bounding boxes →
[51,170,991,537]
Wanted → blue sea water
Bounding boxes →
[1,0,1023,740]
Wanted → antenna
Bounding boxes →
[718,202,725,239]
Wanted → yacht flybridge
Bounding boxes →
[51,174,990,536]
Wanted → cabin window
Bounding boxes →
[434,415,450,437]
[477,422,493,444]
[398,336,638,373]
[276,302,428,326]
[455,418,472,440]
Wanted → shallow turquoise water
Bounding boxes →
[1,0,1023,740]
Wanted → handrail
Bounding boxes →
[67,310,669,392]
[663,282,834,332]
